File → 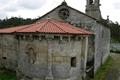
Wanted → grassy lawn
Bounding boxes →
[0,70,16,80]
[92,56,113,80]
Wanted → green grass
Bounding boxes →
[91,56,113,80]
[0,70,16,80]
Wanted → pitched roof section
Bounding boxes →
[0,19,93,35]
[36,1,109,28]
[0,25,31,33]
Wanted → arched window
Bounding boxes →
[26,48,36,64]
[90,0,94,4]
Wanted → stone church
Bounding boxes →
[0,0,110,80]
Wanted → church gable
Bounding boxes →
[38,1,96,26]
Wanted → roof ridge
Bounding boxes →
[67,24,84,32]
[57,22,80,33]
[37,20,49,32]
[64,23,90,34]
[13,24,33,32]
[72,27,93,34]
[49,20,68,33]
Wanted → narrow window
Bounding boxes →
[2,57,7,60]
[71,57,76,67]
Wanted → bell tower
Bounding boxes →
[85,0,102,20]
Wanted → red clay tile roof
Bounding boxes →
[0,19,93,35]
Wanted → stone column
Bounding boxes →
[84,37,88,79]
[45,40,53,80]
[81,37,88,80]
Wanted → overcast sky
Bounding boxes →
[0,0,120,23]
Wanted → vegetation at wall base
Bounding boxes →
[91,56,113,80]
[0,69,16,80]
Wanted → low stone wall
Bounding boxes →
[110,43,120,53]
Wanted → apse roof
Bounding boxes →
[0,19,93,35]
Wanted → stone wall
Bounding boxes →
[0,34,18,70]
[16,35,88,80]
[94,24,110,72]
[110,43,120,52]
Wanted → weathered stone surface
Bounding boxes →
[16,39,83,80]
[0,1,110,80]
[0,35,18,70]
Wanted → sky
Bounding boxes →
[0,0,120,23]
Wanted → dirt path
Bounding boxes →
[105,53,120,80]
